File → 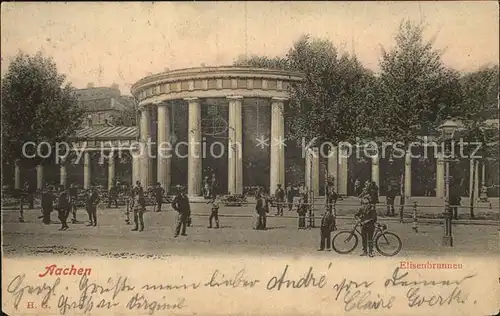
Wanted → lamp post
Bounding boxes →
[438,118,459,247]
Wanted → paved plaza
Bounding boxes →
[2,201,499,259]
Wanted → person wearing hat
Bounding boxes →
[355,196,378,257]
[153,182,165,212]
[86,186,101,227]
[274,184,285,216]
[207,194,220,229]
[68,183,79,223]
[318,208,335,251]
[171,185,190,236]
[56,185,71,231]
[40,186,55,225]
[132,181,146,231]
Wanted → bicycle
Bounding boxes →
[332,218,402,256]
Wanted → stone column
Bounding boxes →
[338,147,349,195]
[36,164,44,190]
[270,97,286,194]
[327,146,338,191]
[436,153,445,199]
[132,149,140,186]
[140,106,152,187]
[108,152,115,191]
[186,97,202,196]
[305,148,320,198]
[228,96,243,195]
[157,103,171,192]
[14,159,21,189]
[83,151,91,189]
[404,151,412,197]
[60,159,67,188]
[371,155,380,188]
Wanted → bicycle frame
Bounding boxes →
[346,221,385,240]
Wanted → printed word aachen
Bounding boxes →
[39,264,92,278]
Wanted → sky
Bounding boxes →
[1,2,498,96]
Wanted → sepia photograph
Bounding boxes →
[1,2,499,315]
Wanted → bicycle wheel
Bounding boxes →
[332,230,359,254]
[375,231,402,256]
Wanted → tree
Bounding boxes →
[1,52,83,166]
[234,35,377,193]
[377,21,463,212]
[458,65,499,216]
[109,99,138,126]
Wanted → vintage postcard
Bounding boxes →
[1,2,499,315]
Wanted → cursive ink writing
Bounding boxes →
[331,278,374,301]
[267,265,327,291]
[384,267,476,287]
[126,293,185,315]
[406,286,469,307]
[344,290,395,312]
[143,280,200,291]
[57,292,94,315]
[6,274,60,309]
[205,269,260,288]
[79,274,135,300]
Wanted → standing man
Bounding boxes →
[255,190,269,230]
[153,182,165,212]
[325,181,338,231]
[56,185,71,231]
[318,208,335,251]
[40,186,55,225]
[297,188,308,229]
[274,184,285,216]
[171,186,190,237]
[385,182,396,217]
[355,197,378,257]
[86,186,100,227]
[132,181,146,231]
[207,194,220,229]
[68,183,79,223]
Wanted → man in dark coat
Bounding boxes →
[153,182,165,212]
[385,182,397,217]
[171,186,190,236]
[132,181,146,231]
[255,191,269,230]
[325,182,338,231]
[274,184,285,216]
[297,190,308,229]
[318,209,335,251]
[86,187,101,227]
[355,197,378,257]
[40,186,55,225]
[56,186,71,231]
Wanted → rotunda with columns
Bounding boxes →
[130,66,304,197]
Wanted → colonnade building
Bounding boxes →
[6,66,498,200]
